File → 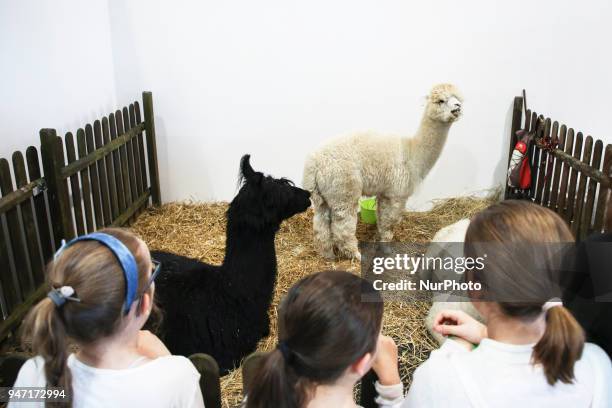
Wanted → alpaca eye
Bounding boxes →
[436,99,445,104]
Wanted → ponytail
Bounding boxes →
[532,306,585,385]
[21,298,72,408]
[246,348,307,408]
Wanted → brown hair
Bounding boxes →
[465,200,585,385]
[245,271,384,408]
[20,228,152,407]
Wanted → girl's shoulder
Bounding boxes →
[14,354,200,385]
[141,355,200,378]
[579,343,612,374]
[12,355,204,408]
[410,340,468,386]
[582,342,610,360]
[68,354,200,381]
[12,356,46,387]
[574,343,612,408]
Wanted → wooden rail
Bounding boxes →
[60,123,145,179]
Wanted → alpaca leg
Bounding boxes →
[376,196,405,242]
[312,200,334,260]
[330,207,360,260]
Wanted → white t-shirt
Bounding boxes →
[9,354,205,408]
[403,339,612,408]
[245,381,405,407]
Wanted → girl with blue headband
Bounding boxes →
[10,228,204,408]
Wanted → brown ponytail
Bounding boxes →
[466,200,586,386]
[21,298,72,407]
[20,228,151,407]
[246,271,383,408]
[533,306,585,385]
[246,348,308,408]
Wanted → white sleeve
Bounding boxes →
[402,364,436,408]
[11,356,46,387]
[436,338,472,355]
[587,344,612,408]
[176,360,205,408]
[374,381,404,407]
[7,357,46,408]
[402,339,469,407]
[185,383,205,408]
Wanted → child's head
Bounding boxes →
[246,270,384,408]
[465,200,584,385]
[21,229,155,393]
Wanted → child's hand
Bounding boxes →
[433,310,487,345]
[137,330,171,359]
[371,335,401,386]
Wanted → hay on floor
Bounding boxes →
[131,195,495,408]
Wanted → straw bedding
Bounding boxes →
[130,196,495,407]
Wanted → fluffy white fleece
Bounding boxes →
[303,84,463,260]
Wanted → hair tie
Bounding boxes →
[53,232,138,314]
[542,298,563,312]
[47,286,81,308]
[277,341,292,361]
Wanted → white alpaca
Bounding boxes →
[303,84,463,260]
[423,218,483,345]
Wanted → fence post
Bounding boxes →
[142,91,162,206]
[504,96,524,199]
[603,145,612,232]
[40,128,74,246]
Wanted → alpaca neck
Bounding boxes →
[406,114,452,180]
[222,226,278,293]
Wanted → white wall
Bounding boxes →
[0,0,116,159]
[108,0,612,208]
[3,1,612,209]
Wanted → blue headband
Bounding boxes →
[54,232,139,314]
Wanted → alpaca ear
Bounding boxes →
[240,154,255,179]
[239,154,262,184]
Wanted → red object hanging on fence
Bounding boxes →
[508,130,532,190]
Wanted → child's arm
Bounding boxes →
[433,309,487,350]
[371,335,404,407]
[372,335,401,386]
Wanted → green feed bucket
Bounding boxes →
[359,197,377,224]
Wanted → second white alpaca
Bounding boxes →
[423,218,483,345]
[303,84,463,260]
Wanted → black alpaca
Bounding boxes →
[151,155,311,373]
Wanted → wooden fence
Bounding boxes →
[0,91,161,342]
[505,95,612,239]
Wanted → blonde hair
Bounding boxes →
[20,228,151,407]
[465,200,584,385]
